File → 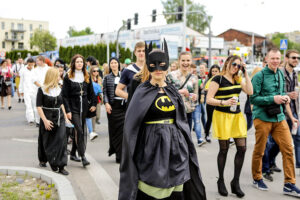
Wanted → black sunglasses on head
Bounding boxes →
[232,62,241,69]
[92,70,99,72]
[290,56,300,60]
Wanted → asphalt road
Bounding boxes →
[0,93,299,200]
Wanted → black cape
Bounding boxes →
[118,81,206,200]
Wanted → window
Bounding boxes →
[2,42,5,49]
[12,42,15,49]
[30,33,33,38]
[12,32,17,40]
[30,24,33,31]
[20,33,24,40]
[11,23,14,29]
[1,22,4,30]
[5,32,8,39]
[39,24,42,30]
[18,43,24,50]
[17,23,23,30]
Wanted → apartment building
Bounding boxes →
[0,17,49,52]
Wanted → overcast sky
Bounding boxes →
[0,0,299,39]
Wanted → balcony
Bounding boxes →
[5,37,19,42]
[11,28,26,32]
[11,47,24,51]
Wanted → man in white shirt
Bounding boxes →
[12,58,25,103]
[32,55,49,126]
[19,58,37,125]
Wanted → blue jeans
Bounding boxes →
[86,118,93,134]
[192,105,202,141]
[262,135,280,173]
[287,112,300,168]
[199,103,206,128]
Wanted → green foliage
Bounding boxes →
[67,26,94,37]
[30,29,57,52]
[161,0,211,33]
[5,50,39,62]
[271,33,300,53]
[59,43,132,65]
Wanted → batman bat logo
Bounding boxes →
[155,96,175,112]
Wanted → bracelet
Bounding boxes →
[220,100,223,106]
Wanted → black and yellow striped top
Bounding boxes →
[212,75,242,114]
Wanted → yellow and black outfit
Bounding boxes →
[211,75,247,140]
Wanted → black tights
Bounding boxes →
[217,138,246,181]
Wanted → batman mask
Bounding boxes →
[145,39,169,72]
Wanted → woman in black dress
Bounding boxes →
[119,40,206,200]
[62,54,97,167]
[36,68,69,175]
[103,57,126,163]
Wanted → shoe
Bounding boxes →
[82,156,90,167]
[217,179,228,196]
[263,172,273,182]
[1,107,4,109]
[197,139,206,147]
[231,179,245,198]
[22,99,24,103]
[18,98,21,103]
[70,155,81,162]
[229,139,235,146]
[270,165,281,173]
[50,165,58,172]
[36,123,39,127]
[39,162,47,168]
[205,135,211,143]
[29,122,35,126]
[58,168,69,176]
[284,183,300,197]
[96,120,101,125]
[89,132,98,141]
[253,179,268,191]
[8,106,11,110]
[116,157,121,164]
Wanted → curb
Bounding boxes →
[0,166,77,200]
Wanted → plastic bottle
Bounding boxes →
[230,96,239,112]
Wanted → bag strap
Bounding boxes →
[179,73,192,90]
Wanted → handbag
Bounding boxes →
[4,77,12,87]
[179,74,196,113]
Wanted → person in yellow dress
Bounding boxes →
[206,55,253,198]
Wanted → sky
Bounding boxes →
[0,0,299,39]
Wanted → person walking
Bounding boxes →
[62,54,97,167]
[207,55,253,198]
[103,57,126,163]
[119,40,206,200]
[36,67,69,175]
[251,48,300,197]
[0,60,13,110]
[12,57,25,103]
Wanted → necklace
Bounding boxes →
[79,83,83,96]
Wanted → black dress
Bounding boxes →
[37,87,67,169]
[62,75,97,157]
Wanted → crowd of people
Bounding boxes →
[1,41,300,199]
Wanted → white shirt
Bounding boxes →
[32,65,49,94]
[71,70,84,83]
[12,63,24,74]
[42,86,61,97]
[19,66,34,95]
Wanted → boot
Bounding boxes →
[231,179,245,198]
[217,179,228,196]
[70,154,81,162]
[59,167,69,176]
[82,156,90,167]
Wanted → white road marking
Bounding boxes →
[12,138,37,143]
[85,153,118,200]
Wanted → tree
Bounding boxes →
[271,33,300,53]
[161,0,211,33]
[30,29,57,52]
[67,26,94,37]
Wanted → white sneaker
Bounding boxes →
[89,132,98,141]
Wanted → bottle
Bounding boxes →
[230,96,239,112]
[189,93,196,107]
[292,122,298,135]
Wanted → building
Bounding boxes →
[266,31,300,44]
[217,28,265,46]
[0,17,49,52]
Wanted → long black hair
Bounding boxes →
[108,57,121,73]
[208,64,220,79]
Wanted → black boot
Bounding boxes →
[59,167,69,176]
[217,179,228,196]
[82,156,90,167]
[70,154,81,162]
[231,179,245,198]
[50,165,58,172]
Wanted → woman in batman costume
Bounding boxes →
[118,40,206,200]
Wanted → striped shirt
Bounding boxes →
[212,75,242,114]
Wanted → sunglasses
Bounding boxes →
[232,62,241,69]
[92,70,99,72]
[290,56,300,60]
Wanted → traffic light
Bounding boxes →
[152,9,157,22]
[176,6,183,21]
[253,44,256,56]
[127,19,131,30]
[134,13,138,25]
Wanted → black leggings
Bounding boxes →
[217,138,247,181]
[136,190,184,200]
[71,113,87,157]
[204,105,215,136]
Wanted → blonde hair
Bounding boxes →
[43,68,59,94]
[134,63,150,83]
[103,63,109,76]
[134,41,145,52]
[251,67,262,78]
[90,65,103,84]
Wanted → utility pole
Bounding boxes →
[251,32,254,64]
[106,39,109,64]
[116,24,125,59]
[182,0,187,52]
